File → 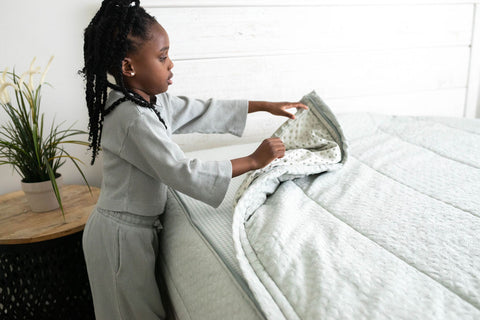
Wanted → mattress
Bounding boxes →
[160,112,480,320]
[159,143,265,320]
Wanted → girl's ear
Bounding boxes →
[121,58,135,77]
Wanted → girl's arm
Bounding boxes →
[248,101,308,119]
[231,137,285,177]
[162,94,248,136]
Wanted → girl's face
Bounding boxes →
[123,22,174,101]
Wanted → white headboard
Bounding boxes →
[144,0,480,151]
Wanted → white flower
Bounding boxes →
[28,57,36,91]
[40,55,54,85]
[18,57,41,92]
[0,68,18,104]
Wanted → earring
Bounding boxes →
[130,72,135,76]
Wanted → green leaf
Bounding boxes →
[43,153,65,221]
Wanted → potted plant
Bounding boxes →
[0,57,90,217]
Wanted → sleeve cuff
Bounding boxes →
[208,160,232,208]
[230,100,248,137]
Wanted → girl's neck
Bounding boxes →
[128,87,154,104]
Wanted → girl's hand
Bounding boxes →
[265,102,308,119]
[230,138,285,177]
[248,101,308,119]
[249,137,285,169]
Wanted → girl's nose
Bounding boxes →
[169,58,174,70]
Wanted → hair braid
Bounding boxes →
[80,0,165,165]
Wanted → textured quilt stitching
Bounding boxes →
[293,174,480,311]
[170,189,268,319]
[243,227,301,320]
[422,118,480,136]
[376,126,480,170]
[350,154,479,218]
[177,194,268,318]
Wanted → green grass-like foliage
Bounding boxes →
[0,62,90,219]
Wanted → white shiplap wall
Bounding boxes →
[143,0,480,151]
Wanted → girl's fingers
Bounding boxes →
[284,102,308,110]
[268,138,285,157]
[279,102,308,119]
[265,138,283,150]
[283,111,296,119]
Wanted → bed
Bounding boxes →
[159,92,480,320]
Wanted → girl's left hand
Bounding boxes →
[265,102,309,119]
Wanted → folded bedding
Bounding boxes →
[232,92,480,319]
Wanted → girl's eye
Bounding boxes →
[159,56,168,62]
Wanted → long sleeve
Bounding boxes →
[157,93,248,136]
[97,90,245,215]
[118,109,232,208]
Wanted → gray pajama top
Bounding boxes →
[96,90,248,216]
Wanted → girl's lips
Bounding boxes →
[167,74,173,85]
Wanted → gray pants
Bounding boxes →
[82,207,166,320]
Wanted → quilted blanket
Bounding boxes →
[232,92,480,320]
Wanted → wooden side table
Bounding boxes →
[0,185,100,320]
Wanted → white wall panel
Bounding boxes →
[465,4,480,117]
[150,5,473,59]
[167,47,469,106]
[144,0,480,7]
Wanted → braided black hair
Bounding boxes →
[81,0,166,165]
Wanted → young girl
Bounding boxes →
[81,0,307,319]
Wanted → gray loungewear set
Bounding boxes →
[82,90,248,319]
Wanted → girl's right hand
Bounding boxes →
[248,137,285,169]
[230,137,285,177]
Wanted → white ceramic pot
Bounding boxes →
[21,175,64,212]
